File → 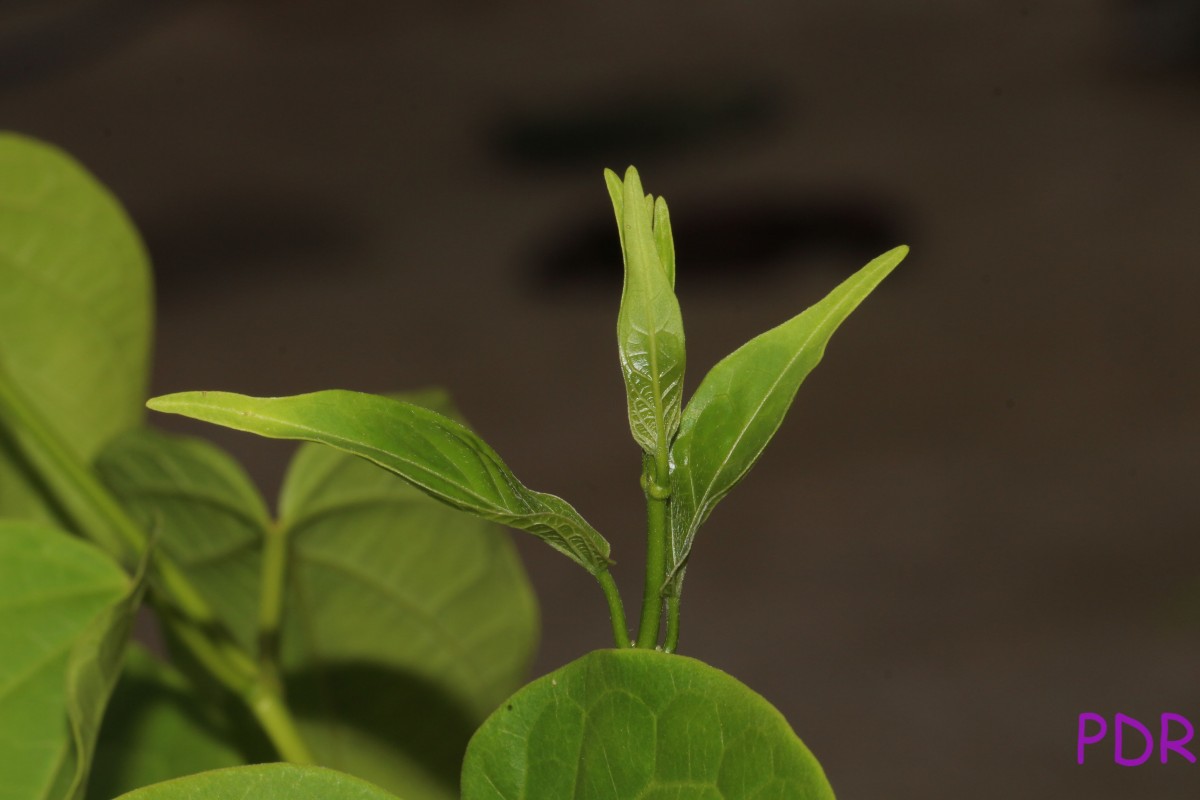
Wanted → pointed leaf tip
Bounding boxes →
[666,245,906,595]
[146,393,193,413]
[615,168,685,455]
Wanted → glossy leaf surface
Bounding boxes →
[146,389,610,574]
[462,649,835,800]
[0,521,132,800]
[87,645,249,800]
[668,246,907,587]
[113,764,401,800]
[606,167,685,455]
[277,435,538,798]
[0,133,152,523]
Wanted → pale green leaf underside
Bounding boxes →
[669,246,908,587]
[278,436,538,799]
[0,521,130,800]
[113,764,402,800]
[0,132,152,524]
[462,649,835,800]
[100,405,538,799]
[87,645,248,800]
[607,166,685,456]
[146,390,610,574]
[95,428,270,653]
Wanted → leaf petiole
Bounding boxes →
[0,363,315,764]
[597,568,631,648]
[664,594,681,653]
[248,680,316,764]
[257,519,289,685]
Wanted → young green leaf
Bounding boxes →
[0,133,152,526]
[0,521,133,800]
[113,764,402,800]
[668,245,908,589]
[145,389,610,575]
[607,166,685,456]
[603,169,625,253]
[461,648,835,799]
[652,195,675,289]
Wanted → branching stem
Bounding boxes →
[258,519,289,682]
[0,369,313,763]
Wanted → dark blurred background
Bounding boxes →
[5,0,1200,796]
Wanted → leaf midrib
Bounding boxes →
[206,403,503,513]
[674,267,882,564]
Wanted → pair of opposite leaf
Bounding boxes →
[149,167,907,622]
[606,167,907,600]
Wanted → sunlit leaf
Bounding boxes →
[0,133,152,525]
[668,246,907,590]
[462,649,835,800]
[0,521,132,800]
[146,389,610,575]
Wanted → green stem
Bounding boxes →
[597,569,631,648]
[164,608,258,698]
[664,594,680,653]
[0,370,252,672]
[635,457,669,649]
[258,520,289,682]
[0,369,312,763]
[171,605,312,763]
[0,373,140,560]
[174,606,313,765]
[249,680,316,763]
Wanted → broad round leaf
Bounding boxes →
[113,763,401,800]
[0,133,152,522]
[278,436,538,798]
[0,521,131,800]
[462,649,835,800]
